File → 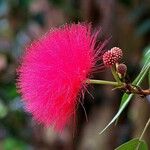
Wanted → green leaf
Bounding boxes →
[3,137,28,150]
[99,93,133,134]
[133,65,150,86]
[141,47,150,68]
[115,138,148,150]
[142,47,150,86]
[138,140,148,150]
[115,139,139,150]
[100,48,150,134]
[148,70,150,87]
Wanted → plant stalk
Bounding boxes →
[111,66,121,83]
[87,79,119,86]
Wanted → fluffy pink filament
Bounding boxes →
[17,23,105,131]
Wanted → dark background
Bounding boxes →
[0,0,150,149]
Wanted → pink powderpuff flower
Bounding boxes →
[17,23,106,131]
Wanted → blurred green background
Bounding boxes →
[0,0,150,149]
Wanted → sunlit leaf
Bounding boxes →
[138,140,149,150]
[115,138,148,150]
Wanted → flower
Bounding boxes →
[103,47,123,67]
[17,23,105,131]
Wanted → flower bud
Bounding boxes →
[102,47,123,67]
[116,63,127,78]
[111,47,123,62]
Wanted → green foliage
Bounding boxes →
[141,46,150,67]
[138,141,149,150]
[100,48,150,134]
[142,46,150,86]
[148,63,150,86]
[115,138,148,150]
[0,83,18,101]
[3,137,28,150]
[0,101,8,118]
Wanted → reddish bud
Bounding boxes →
[103,47,123,67]
[116,63,127,77]
[103,51,116,67]
[111,47,123,62]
